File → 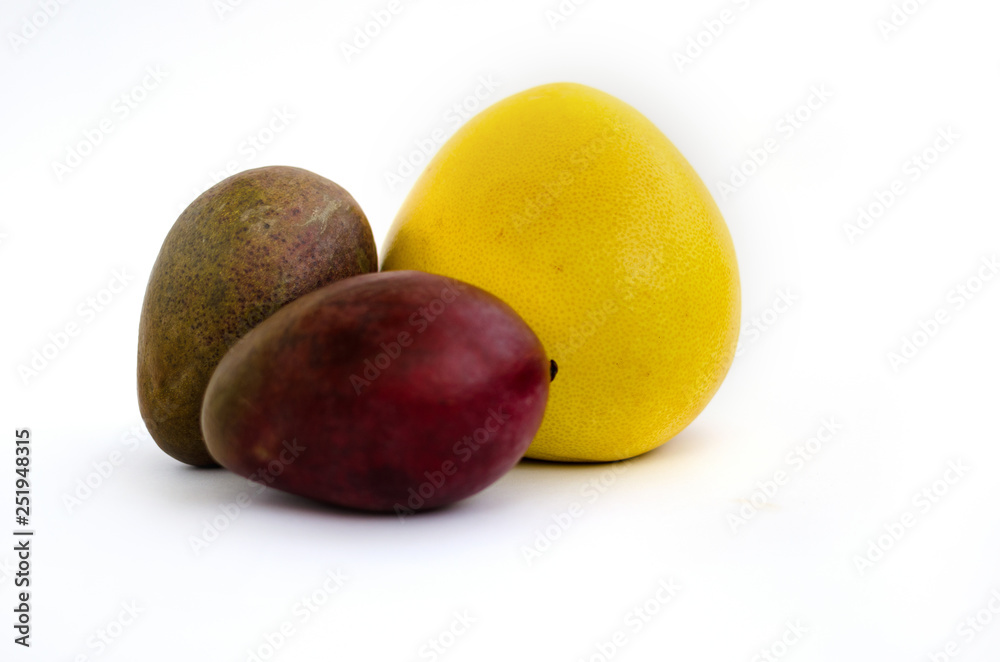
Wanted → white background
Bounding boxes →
[2,0,999,660]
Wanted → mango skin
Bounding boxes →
[202,271,550,513]
[138,166,377,467]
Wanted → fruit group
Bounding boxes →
[382,82,740,462]
[202,271,550,512]
[138,166,377,466]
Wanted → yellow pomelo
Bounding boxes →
[382,82,739,462]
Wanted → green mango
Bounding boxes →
[138,166,377,466]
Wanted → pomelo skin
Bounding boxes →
[202,271,550,513]
[138,166,378,467]
[382,83,740,462]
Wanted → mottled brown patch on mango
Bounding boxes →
[137,166,378,466]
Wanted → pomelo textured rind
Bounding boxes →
[382,83,740,462]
